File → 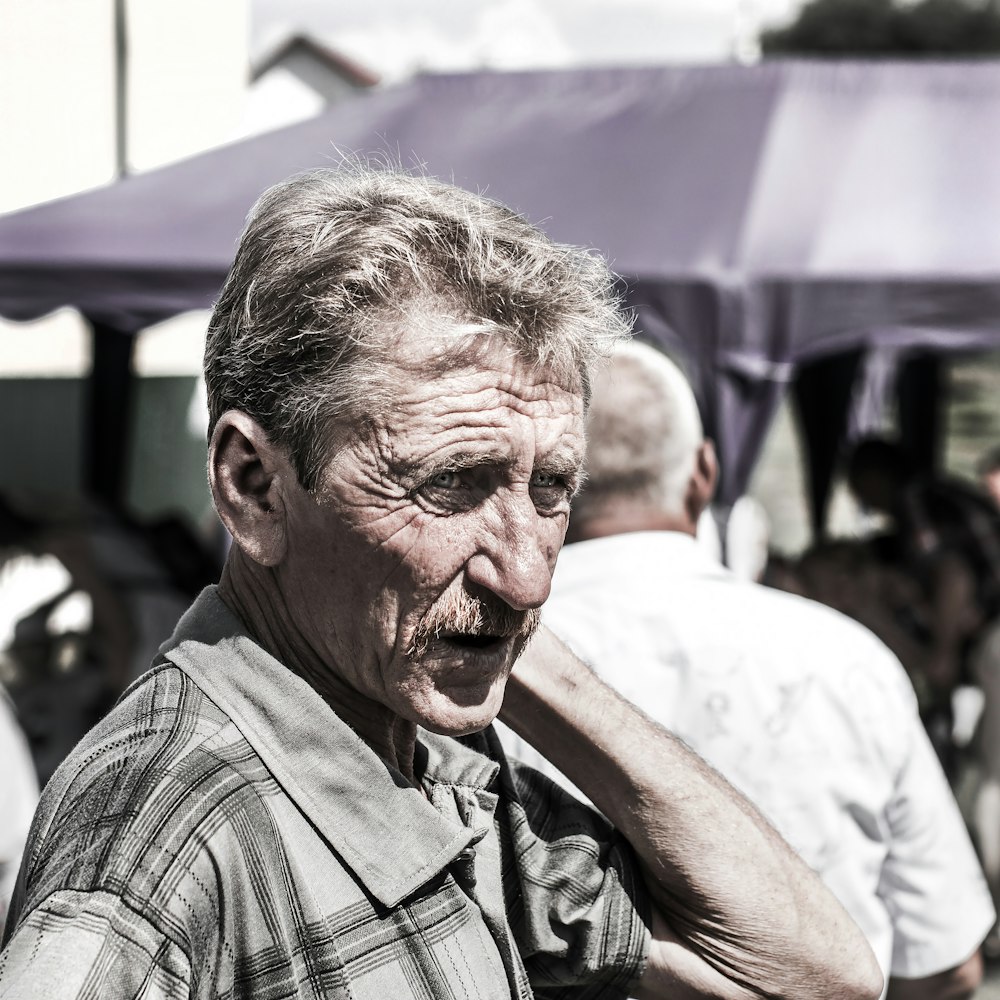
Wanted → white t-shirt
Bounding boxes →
[497,530,994,987]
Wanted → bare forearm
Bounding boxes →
[500,626,882,1000]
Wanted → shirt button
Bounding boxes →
[453,847,477,889]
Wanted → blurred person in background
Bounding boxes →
[794,534,969,774]
[0,495,217,787]
[846,437,1000,726]
[848,437,1000,945]
[0,496,128,786]
[970,444,1000,955]
[499,340,994,999]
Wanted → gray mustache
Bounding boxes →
[407,592,541,659]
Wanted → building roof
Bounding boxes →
[251,33,380,88]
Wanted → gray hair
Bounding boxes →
[575,340,704,522]
[204,166,631,489]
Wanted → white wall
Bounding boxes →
[0,0,116,215]
[126,0,249,172]
[0,0,248,380]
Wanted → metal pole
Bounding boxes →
[114,0,128,177]
[86,321,136,509]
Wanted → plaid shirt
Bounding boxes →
[0,589,649,999]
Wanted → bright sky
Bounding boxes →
[250,0,804,80]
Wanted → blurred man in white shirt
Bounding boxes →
[498,340,994,999]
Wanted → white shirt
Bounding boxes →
[498,531,994,986]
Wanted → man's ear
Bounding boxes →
[685,439,719,524]
[209,411,293,567]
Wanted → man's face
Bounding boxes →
[276,325,585,736]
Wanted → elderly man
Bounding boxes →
[500,341,994,1000]
[0,170,879,1000]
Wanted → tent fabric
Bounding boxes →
[3,60,1000,508]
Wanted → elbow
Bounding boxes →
[824,928,884,1000]
[854,938,886,1000]
[854,957,886,1000]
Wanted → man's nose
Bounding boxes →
[465,495,553,611]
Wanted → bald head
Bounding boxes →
[571,340,715,540]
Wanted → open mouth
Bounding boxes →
[441,633,507,651]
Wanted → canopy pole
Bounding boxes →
[86,322,135,509]
[114,0,128,178]
[793,351,864,541]
[897,354,943,477]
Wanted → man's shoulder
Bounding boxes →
[20,664,268,911]
[558,536,903,666]
[732,579,879,637]
[551,542,916,738]
[689,579,916,711]
[47,662,238,797]
[747,584,906,670]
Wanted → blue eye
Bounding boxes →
[430,470,462,489]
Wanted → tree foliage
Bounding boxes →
[761,0,1000,56]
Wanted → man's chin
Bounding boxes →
[420,715,498,737]
[406,680,508,737]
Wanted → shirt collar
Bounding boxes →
[159,587,497,909]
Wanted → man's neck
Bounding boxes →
[217,551,421,785]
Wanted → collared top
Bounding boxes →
[498,531,994,993]
[0,588,649,1000]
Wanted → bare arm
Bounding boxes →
[500,625,883,1000]
[886,951,982,1000]
[922,553,980,695]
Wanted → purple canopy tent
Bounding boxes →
[3,60,1000,526]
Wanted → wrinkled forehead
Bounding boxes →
[373,301,587,401]
[319,305,587,469]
